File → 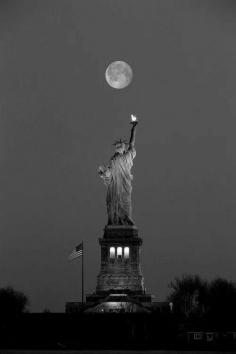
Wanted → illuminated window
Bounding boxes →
[110,247,115,258]
[124,247,130,259]
[117,247,122,258]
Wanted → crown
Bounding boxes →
[113,139,128,146]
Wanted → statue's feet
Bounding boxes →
[107,216,135,226]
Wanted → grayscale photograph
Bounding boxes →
[0,0,236,352]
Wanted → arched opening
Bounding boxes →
[124,247,130,259]
[117,247,122,259]
[109,247,115,258]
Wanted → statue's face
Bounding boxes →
[115,143,125,154]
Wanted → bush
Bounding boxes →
[0,286,29,316]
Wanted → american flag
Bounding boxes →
[68,242,83,261]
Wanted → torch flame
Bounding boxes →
[131,114,137,122]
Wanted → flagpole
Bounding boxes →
[82,241,84,304]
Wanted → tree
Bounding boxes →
[167,274,208,317]
[0,286,29,316]
[207,278,236,320]
[42,308,51,313]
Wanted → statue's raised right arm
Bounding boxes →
[129,120,138,150]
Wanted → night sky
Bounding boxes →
[1,0,236,312]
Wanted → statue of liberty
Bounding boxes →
[98,119,138,225]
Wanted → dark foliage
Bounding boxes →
[167,274,208,317]
[207,278,236,321]
[0,286,29,316]
[167,274,236,322]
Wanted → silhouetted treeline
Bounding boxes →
[0,286,29,317]
[167,274,236,324]
[0,280,236,349]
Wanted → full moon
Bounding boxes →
[105,61,133,89]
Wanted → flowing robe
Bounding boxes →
[101,147,136,225]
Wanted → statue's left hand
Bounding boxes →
[98,165,105,175]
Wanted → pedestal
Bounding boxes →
[66,225,154,313]
[96,225,144,293]
[83,225,153,312]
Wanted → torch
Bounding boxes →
[130,114,138,126]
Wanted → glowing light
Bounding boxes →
[117,247,122,257]
[110,247,115,258]
[131,114,137,122]
[124,247,130,259]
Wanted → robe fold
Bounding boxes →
[101,147,136,225]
